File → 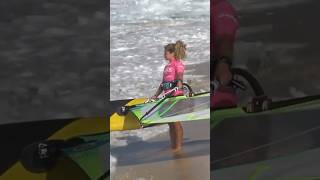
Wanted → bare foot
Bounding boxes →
[158,145,181,152]
[171,147,186,158]
[171,147,182,153]
[155,146,186,159]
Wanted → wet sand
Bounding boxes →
[111,120,210,180]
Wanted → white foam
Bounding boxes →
[111,0,209,22]
[111,125,169,147]
[110,155,117,174]
[110,0,210,101]
[112,47,136,52]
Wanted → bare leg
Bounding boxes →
[169,122,183,152]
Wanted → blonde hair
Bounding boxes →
[164,40,187,60]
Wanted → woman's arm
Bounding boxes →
[152,85,162,99]
[176,73,183,89]
[213,2,239,86]
[215,35,234,86]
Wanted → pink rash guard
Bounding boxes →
[211,0,239,53]
[211,0,239,109]
[163,59,185,97]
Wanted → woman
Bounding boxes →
[152,40,186,152]
[211,0,239,109]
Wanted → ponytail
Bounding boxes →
[174,40,186,60]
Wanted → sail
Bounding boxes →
[61,133,108,180]
[212,147,320,180]
[129,93,210,125]
[212,96,320,129]
[211,100,320,179]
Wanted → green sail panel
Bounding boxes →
[61,133,108,180]
[129,93,210,125]
[212,147,320,180]
[212,98,320,129]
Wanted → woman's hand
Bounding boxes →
[145,96,157,103]
[216,62,232,86]
[151,84,162,100]
[151,95,158,100]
